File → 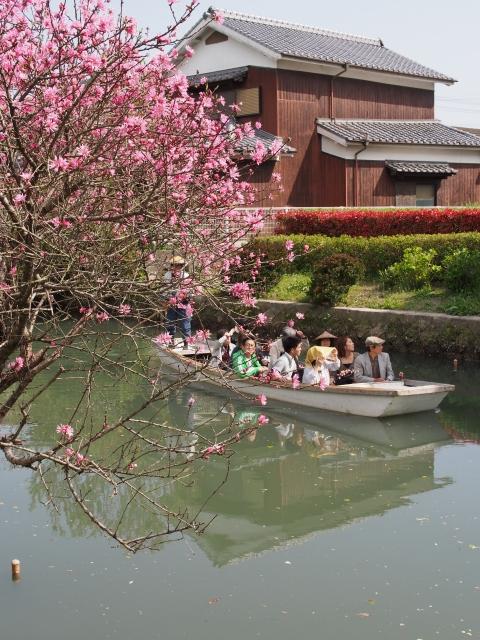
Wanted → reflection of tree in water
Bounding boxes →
[173,418,453,566]
[24,369,455,555]
[26,388,245,545]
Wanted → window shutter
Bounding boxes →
[235,88,260,116]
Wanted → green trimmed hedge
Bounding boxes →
[251,232,480,285]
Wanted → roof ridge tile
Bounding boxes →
[213,7,382,46]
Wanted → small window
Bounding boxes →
[416,184,436,206]
[235,87,261,117]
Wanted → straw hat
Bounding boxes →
[314,330,337,341]
[170,255,186,266]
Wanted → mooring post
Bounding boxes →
[453,358,458,371]
[11,559,21,581]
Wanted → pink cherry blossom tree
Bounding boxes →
[0,0,275,550]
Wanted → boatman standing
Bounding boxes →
[163,256,192,345]
[353,336,394,383]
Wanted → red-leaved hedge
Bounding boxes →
[275,208,480,237]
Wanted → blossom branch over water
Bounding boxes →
[0,0,284,551]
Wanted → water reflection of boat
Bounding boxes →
[158,347,455,418]
[180,411,453,566]
[281,406,453,453]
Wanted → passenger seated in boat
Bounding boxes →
[231,336,267,379]
[208,327,237,369]
[314,330,336,347]
[302,346,332,388]
[354,336,394,383]
[270,336,302,381]
[333,336,358,385]
[269,326,308,363]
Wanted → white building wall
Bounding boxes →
[179,34,276,76]
[321,137,480,164]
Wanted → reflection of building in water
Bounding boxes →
[183,417,453,566]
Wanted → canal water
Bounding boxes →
[0,343,479,640]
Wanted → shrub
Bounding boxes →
[442,248,480,292]
[309,253,365,305]
[251,233,480,281]
[380,247,441,290]
[275,208,480,237]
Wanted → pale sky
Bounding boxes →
[115,0,480,128]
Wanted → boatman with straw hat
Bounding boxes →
[163,255,192,345]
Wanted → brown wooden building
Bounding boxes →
[179,9,480,207]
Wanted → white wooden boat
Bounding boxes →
[157,347,455,419]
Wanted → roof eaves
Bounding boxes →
[282,54,456,84]
[316,120,355,146]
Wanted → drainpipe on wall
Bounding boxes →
[329,64,349,120]
[353,140,369,207]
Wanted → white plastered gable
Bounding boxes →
[178,27,277,76]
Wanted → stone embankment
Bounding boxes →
[256,300,480,361]
[200,299,480,360]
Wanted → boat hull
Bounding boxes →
[157,348,454,418]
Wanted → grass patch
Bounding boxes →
[264,273,480,315]
[266,272,312,302]
[343,283,446,312]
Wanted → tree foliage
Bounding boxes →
[0,0,272,550]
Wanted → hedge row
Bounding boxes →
[275,208,480,237]
[251,232,480,279]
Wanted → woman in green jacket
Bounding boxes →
[231,335,266,378]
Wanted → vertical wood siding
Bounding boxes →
[334,77,435,120]
[345,162,396,206]
[437,166,480,205]
[236,67,478,207]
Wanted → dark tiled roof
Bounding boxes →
[187,66,248,86]
[213,10,454,83]
[234,128,296,158]
[317,120,480,146]
[458,127,480,137]
[386,161,457,176]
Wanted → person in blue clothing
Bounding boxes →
[163,256,191,344]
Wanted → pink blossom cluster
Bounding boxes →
[256,312,268,326]
[229,282,257,307]
[118,304,131,316]
[0,0,271,326]
[8,356,25,372]
[56,423,74,441]
[65,448,88,466]
[201,443,226,459]
[153,333,173,346]
[194,329,211,342]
